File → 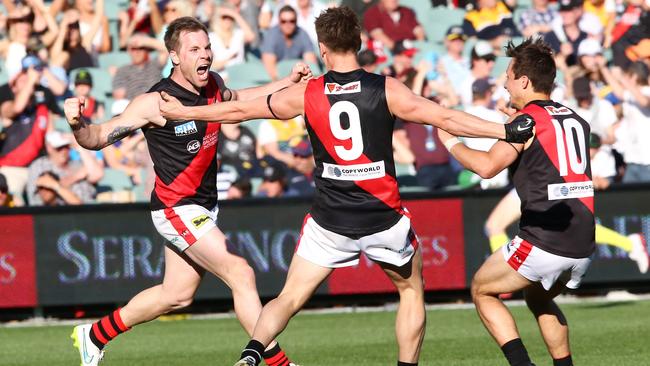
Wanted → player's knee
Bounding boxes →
[162,292,194,311]
[471,278,487,300]
[231,259,257,289]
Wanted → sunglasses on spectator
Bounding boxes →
[9,14,34,24]
[280,18,297,24]
[164,6,177,13]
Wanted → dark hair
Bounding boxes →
[315,6,361,53]
[357,49,377,67]
[230,178,252,198]
[279,5,297,16]
[505,37,556,95]
[627,61,649,86]
[164,16,209,52]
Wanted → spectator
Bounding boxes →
[341,0,378,23]
[118,0,154,50]
[518,0,558,38]
[208,5,256,73]
[227,177,253,199]
[74,0,111,54]
[50,9,97,72]
[112,34,168,102]
[462,0,519,46]
[459,41,496,107]
[609,62,650,183]
[103,131,148,185]
[27,131,103,205]
[261,5,317,81]
[285,139,315,197]
[569,76,618,145]
[263,0,327,49]
[589,133,617,190]
[0,55,63,205]
[610,0,649,68]
[0,173,15,208]
[26,36,68,97]
[357,49,379,73]
[72,69,104,121]
[223,0,263,50]
[363,0,425,51]
[544,0,588,67]
[428,26,470,101]
[256,163,287,198]
[218,123,260,178]
[462,78,508,189]
[256,116,306,169]
[33,171,83,206]
[382,40,417,83]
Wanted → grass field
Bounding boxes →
[1,299,649,366]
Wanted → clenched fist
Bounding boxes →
[290,62,314,83]
[64,97,86,128]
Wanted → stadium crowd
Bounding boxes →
[0,0,648,207]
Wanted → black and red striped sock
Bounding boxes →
[263,343,291,366]
[89,308,130,350]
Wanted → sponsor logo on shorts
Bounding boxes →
[175,121,198,136]
[322,161,385,181]
[187,140,201,154]
[324,81,361,95]
[547,181,593,201]
[192,214,210,229]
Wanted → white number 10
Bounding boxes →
[551,118,587,177]
[329,101,364,161]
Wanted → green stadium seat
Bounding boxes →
[276,59,322,79]
[400,0,434,25]
[70,67,113,100]
[53,116,71,132]
[424,8,466,42]
[98,168,133,192]
[105,0,128,21]
[226,61,272,87]
[98,51,131,69]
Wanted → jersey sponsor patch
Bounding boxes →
[544,105,572,116]
[187,140,201,153]
[175,121,198,136]
[324,81,361,95]
[322,161,385,181]
[547,181,594,201]
[191,214,210,228]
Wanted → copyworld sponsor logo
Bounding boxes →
[322,161,385,181]
[174,121,198,136]
[324,81,361,95]
[548,181,593,201]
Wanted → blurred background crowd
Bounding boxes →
[0,0,648,208]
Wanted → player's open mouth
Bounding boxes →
[197,65,210,80]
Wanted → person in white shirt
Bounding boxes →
[208,6,257,74]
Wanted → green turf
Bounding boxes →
[1,299,649,365]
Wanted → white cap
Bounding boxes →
[111,99,130,116]
[473,40,494,57]
[579,13,604,36]
[45,131,71,149]
[577,38,603,57]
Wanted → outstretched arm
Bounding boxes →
[160,82,307,123]
[385,77,533,143]
[64,93,165,150]
[231,62,313,101]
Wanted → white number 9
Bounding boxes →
[329,101,363,161]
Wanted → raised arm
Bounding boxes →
[385,77,533,143]
[159,81,307,123]
[232,62,312,101]
[64,93,165,150]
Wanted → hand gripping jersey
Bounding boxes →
[303,69,405,237]
[513,100,595,258]
[143,73,222,211]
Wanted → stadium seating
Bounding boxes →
[276,59,322,79]
[98,168,133,193]
[424,7,466,42]
[98,51,131,70]
[225,60,272,89]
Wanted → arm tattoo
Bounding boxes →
[107,126,132,144]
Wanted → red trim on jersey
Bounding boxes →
[523,104,594,213]
[304,77,404,214]
[164,207,197,245]
[154,75,223,207]
[408,228,419,251]
[507,239,533,271]
[295,213,312,252]
[91,323,109,345]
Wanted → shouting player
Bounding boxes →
[64,17,310,366]
[438,38,594,366]
[159,7,535,366]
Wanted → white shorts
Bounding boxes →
[151,204,219,252]
[296,214,419,268]
[502,236,592,290]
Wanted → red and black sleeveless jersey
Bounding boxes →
[143,74,222,211]
[513,100,595,258]
[303,69,404,237]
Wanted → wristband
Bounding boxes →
[443,137,461,151]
